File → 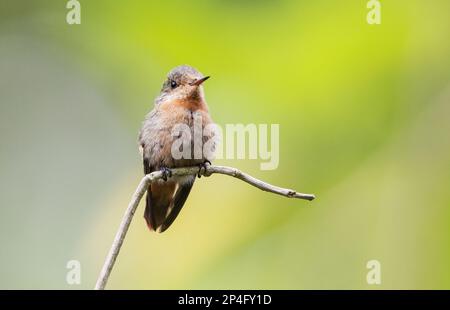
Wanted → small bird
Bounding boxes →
[139,65,217,233]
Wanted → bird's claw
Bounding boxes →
[160,167,172,181]
[197,160,212,178]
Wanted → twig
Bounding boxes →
[94,165,315,290]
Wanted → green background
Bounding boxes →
[1,0,449,289]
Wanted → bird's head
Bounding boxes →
[157,65,209,104]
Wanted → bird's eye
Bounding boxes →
[170,80,177,88]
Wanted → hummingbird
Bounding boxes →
[139,65,217,233]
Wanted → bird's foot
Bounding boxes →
[197,160,212,178]
[160,167,172,181]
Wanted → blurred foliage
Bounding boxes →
[0,0,449,289]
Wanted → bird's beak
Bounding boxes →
[190,76,210,86]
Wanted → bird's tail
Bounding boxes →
[144,180,194,233]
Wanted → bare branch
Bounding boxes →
[94,165,315,290]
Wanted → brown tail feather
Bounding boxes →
[159,181,194,233]
[144,182,176,231]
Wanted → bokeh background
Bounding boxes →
[1,0,450,289]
